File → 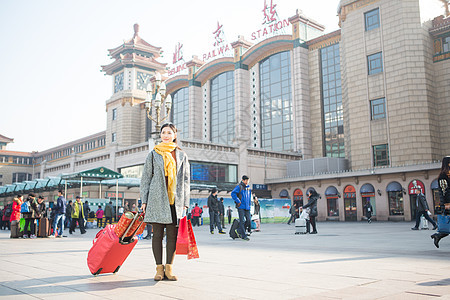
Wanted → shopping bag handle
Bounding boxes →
[93,228,104,244]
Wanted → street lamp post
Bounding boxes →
[144,72,172,135]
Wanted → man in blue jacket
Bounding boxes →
[231,175,252,241]
[51,190,67,237]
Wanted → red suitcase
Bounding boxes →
[87,213,143,276]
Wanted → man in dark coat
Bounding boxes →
[411,189,437,230]
[104,201,113,225]
[207,188,225,234]
[218,197,226,229]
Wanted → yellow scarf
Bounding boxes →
[154,142,177,205]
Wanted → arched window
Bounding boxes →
[259,51,292,151]
[293,188,303,207]
[360,183,376,216]
[386,181,404,216]
[172,87,189,139]
[279,189,289,198]
[210,71,235,144]
[325,186,339,217]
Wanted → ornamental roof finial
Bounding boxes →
[133,23,139,38]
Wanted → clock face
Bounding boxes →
[137,71,151,90]
[114,72,124,93]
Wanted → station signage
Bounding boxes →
[105,191,124,198]
[202,22,233,62]
[250,0,290,41]
[168,42,187,77]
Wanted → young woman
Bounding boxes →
[303,188,319,234]
[140,123,190,281]
[431,156,450,248]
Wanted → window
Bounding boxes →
[321,43,344,157]
[370,98,386,120]
[172,87,189,139]
[388,191,404,215]
[112,132,117,143]
[112,108,117,121]
[368,52,383,75]
[365,8,380,31]
[210,71,235,145]
[12,173,31,183]
[327,198,339,217]
[259,51,293,151]
[443,36,450,53]
[373,144,389,166]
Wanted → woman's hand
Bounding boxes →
[141,204,146,212]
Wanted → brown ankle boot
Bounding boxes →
[154,264,164,281]
[164,264,178,281]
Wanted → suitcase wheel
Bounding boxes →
[295,232,299,235]
[93,268,102,276]
[113,265,121,274]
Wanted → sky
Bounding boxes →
[0,0,444,152]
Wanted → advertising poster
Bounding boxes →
[190,198,291,224]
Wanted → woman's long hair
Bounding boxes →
[440,156,450,177]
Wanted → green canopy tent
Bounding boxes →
[61,167,123,219]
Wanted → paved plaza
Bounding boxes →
[1,221,450,299]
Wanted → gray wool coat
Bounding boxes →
[140,148,190,224]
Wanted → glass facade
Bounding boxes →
[259,51,293,151]
[190,161,237,183]
[210,71,235,144]
[388,191,404,215]
[321,43,344,157]
[172,87,189,139]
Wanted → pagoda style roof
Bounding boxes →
[0,134,13,144]
[429,15,450,36]
[102,24,167,75]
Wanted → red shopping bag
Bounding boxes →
[186,219,199,259]
[176,217,199,259]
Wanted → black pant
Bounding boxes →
[2,220,10,230]
[192,216,200,226]
[228,215,232,224]
[105,217,112,225]
[415,211,437,228]
[70,217,86,233]
[24,218,36,236]
[97,218,103,228]
[287,214,296,224]
[306,216,317,233]
[209,211,222,232]
[152,223,178,265]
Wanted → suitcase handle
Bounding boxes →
[93,228,105,244]
[119,213,144,244]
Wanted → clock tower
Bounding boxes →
[101,24,167,147]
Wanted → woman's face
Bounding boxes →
[160,127,176,143]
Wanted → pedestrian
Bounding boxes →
[431,156,450,248]
[65,200,72,229]
[302,188,319,234]
[51,190,66,237]
[287,203,297,225]
[253,196,261,232]
[118,206,124,219]
[219,197,226,229]
[23,193,39,238]
[411,189,437,230]
[96,205,104,228]
[208,188,225,234]
[226,205,232,224]
[231,175,252,241]
[131,203,137,212]
[83,201,90,220]
[2,201,12,230]
[124,201,130,213]
[364,199,373,223]
[140,122,190,281]
[69,196,86,234]
[104,201,113,225]
[144,223,152,240]
[10,195,23,238]
[191,203,202,227]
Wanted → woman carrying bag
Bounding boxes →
[140,123,190,281]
